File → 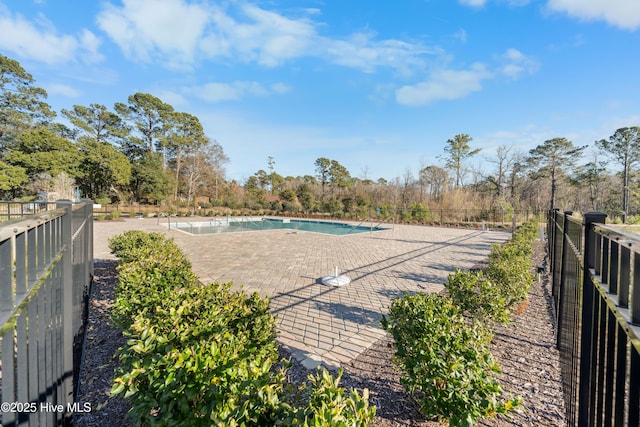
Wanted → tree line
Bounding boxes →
[1,54,639,222]
[0,54,228,206]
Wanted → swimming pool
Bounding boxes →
[169,218,386,236]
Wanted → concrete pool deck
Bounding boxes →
[93,217,510,370]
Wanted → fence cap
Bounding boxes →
[583,212,607,223]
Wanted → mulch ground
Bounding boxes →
[75,240,565,426]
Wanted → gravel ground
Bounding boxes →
[75,240,564,426]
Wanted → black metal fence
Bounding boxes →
[549,209,640,426]
[0,202,58,221]
[0,200,93,426]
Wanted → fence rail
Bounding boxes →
[0,202,58,221]
[549,209,640,426]
[0,200,93,427]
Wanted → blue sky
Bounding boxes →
[1,0,639,182]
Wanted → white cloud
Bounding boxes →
[98,0,433,74]
[499,48,539,79]
[79,29,104,64]
[322,31,434,75]
[395,64,492,106]
[547,33,585,51]
[45,83,81,97]
[475,124,562,156]
[459,0,487,6]
[546,0,640,30]
[602,115,640,133]
[270,82,291,94]
[459,0,532,7]
[454,28,468,43]
[188,81,291,103]
[146,1,318,67]
[0,5,102,64]
[201,4,434,73]
[369,83,396,105]
[97,0,210,67]
[234,3,316,66]
[152,89,189,108]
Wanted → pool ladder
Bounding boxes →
[240,216,262,230]
[347,218,385,234]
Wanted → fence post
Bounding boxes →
[578,211,607,426]
[56,199,75,424]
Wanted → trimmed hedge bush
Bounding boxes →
[108,231,375,426]
[445,269,510,324]
[485,220,537,311]
[108,230,167,264]
[381,293,519,426]
[109,231,198,329]
[112,283,284,426]
[445,219,538,324]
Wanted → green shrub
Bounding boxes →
[94,197,111,205]
[381,293,519,426]
[485,247,533,309]
[112,282,376,426]
[281,368,376,426]
[445,269,510,324]
[446,219,538,325]
[484,220,537,310]
[410,203,431,222]
[108,232,198,328]
[110,210,121,220]
[108,230,167,264]
[112,283,284,426]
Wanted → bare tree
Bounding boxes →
[181,139,228,204]
[401,168,416,210]
[487,145,519,198]
[420,165,449,203]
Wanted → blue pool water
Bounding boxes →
[171,218,386,236]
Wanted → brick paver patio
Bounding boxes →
[94,217,510,370]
